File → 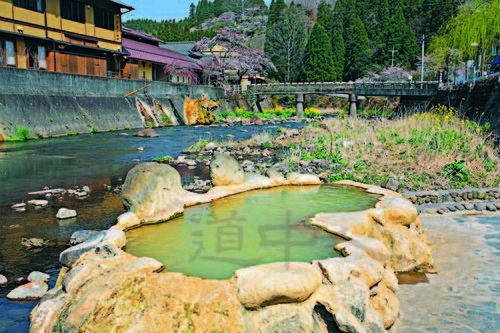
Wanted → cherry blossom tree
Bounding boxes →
[191,28,276,84]
[163,60,199,85]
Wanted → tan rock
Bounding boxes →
[121,163,184,223]
[370,283,400,329]
[7,281,48,301]
[286,172,322,185]
[372,197,418,227]
[235,262,322,309]
[210,153,245,186]
[338,236,391,267]
[113,212,141,231]
[265,168,287,185]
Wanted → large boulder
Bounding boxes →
[286,172,322,185]
[235,262,322,309]
[243,303,314,333]
[210,153,245,186]
[265,168,287,185]
[0,274,7,285]
[121,163,184,223]
[31,245,246,333]
[371,197,418,227]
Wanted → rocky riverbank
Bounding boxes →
[28,152,435,332]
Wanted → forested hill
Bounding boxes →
[125,0,468,82]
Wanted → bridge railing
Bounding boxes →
[248,81,440,92]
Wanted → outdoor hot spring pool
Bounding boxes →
[125,185,380,279]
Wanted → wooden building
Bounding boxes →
[0,0,132,76]
[122,27,200,83]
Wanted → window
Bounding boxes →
[6,41,16,65]
[13,0,45,13]
[61,0,85,23]
[38,45,46,68]
[94,7,115,31]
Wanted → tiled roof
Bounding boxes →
[123,38,201,70]
[162,42,197,57]
[122,27,163,43]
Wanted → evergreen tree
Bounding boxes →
[340,0,371,81]
[300,23,336,82]
[189,3,197,26]
[317,0,343,81]
[213,0,224,17]
[264,0,287,54]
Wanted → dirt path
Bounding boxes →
[393,215,500,333]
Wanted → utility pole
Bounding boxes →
[388,47,397,67]
[420,35,425,83]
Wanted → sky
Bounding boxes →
[122,0,271,21]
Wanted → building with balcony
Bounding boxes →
[0,0,133,76]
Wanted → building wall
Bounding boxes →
[0,0,122,50]
[138,61,152,80]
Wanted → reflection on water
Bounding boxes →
[126,185,381,280]
[0,123,303,333]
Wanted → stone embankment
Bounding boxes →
[29,152,435,332]
[403,188,500,215]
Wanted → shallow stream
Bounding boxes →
[0,122,302,333]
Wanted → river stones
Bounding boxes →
[69,230,100,246]
[0,274,7,285]
[60,230,126,268]
[210,153,245,186]
[286,172,322,185]
[372,197,418,227]
[28,272,50,283]
[27,200,49,207]
[7,281,48,301]
[21,238,53,250]
[235,262,322,309]
[121,163,184,223]
[56,208,77,220]
[133,128,158,137]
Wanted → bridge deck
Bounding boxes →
[247,81,440,97]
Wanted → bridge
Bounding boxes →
[246,81,440,116]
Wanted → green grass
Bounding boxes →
[6,126,37,141]
[152,155,174,163]
[124,124,132,130]
[66,131,78,136]
[109,127,115,132]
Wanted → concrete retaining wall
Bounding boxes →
[428,77,500,135]
[0,67,223,139]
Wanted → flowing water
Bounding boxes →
[126,185,381,280]
[0,122,302,333]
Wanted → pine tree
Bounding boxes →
[264,0,287,54]
[189,3,197,26]
[341,0,371,81]
[317,0,343,81]
[213,0,224,16]
[300,23,336,82]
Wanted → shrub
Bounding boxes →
[109,127,115,132]
[66,131,78,136]
[124,124,132,130]
[91,126,99,133]
[162,114,173,125]
[305,107,322,118]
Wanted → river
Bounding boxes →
[0,122,302,333]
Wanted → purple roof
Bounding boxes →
[122,26,163,43]
[123,38,201,70]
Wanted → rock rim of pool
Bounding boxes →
[29,153,436,332]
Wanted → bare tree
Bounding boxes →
[268,7,307,82]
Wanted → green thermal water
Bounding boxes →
[125,185,380,280]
